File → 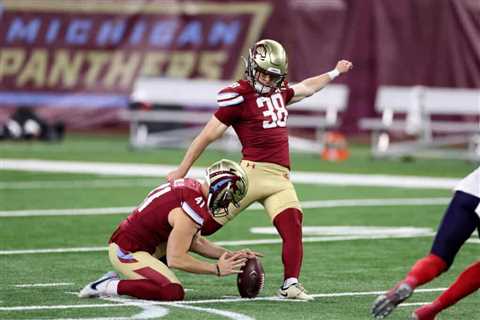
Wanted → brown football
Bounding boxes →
[237,257,265,298]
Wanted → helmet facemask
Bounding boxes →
[205,160,248,217]
[244,39,288,95]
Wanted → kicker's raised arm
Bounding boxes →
[290,59,353,104]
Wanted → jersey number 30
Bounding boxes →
[257,93,288,129]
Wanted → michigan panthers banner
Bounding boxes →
[0,0,271,107]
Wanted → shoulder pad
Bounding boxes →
[217,81,247,107]
[219,80,253,94]
[181,178,202,191]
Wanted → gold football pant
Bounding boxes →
[108,242,180,284]
[213,160,302,225]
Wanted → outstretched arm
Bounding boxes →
[190,234,263,260]
[167,116,228,182]
[167,208,246,276]
[289,60,353,104]
[190,234,230,259]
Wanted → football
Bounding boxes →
[237,257,265,298]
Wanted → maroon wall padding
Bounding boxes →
[261,0,480,133]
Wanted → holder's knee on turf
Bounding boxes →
[119,280,185,301]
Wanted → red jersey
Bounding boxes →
[214,80,295,169]
[110,178,209,254]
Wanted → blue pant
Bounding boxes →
[431,191,480,268]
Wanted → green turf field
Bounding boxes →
[0,134,478,320]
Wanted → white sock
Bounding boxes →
[283,277,298,288]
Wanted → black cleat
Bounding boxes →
[371,282,413,319]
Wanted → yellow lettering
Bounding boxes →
[48,50,84,88]
[198,51,227,79]
[165,52,196,78]
[141,52,167,77]
[16,49,47,87]
[84,52,110,87]
[0,49,25,82]
[103,52,141,89]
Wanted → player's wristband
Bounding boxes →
[215,264,221,277]
[327,69,340,80]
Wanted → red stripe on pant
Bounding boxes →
[118,266,184,301]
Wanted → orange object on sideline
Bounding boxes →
[321,132,349,161]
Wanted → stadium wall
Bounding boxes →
[0,0,478,132]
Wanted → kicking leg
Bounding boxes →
[273,208,303,281]
[372,191,479,319]
[411,260,480,320]
[273,207,313,301]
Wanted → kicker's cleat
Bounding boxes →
[78,271,119,298]
[277,282,314,301]
[371,282,413,319]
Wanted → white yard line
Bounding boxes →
[299,198,451,208]
[0,235,435,255]
[0,207,134,217]
[2,234,477,256]
[0,179,161,190]
[400,302,430,307]
[167,304,254,320]
[14,283,74,288]
[0,159,462,189]
[0,288,446,312]
[173,287,447,305]
[0,197,451,217]
[0,303,126,311]
[0,247,107,255]
[215,233,436,246]
[105,297,253,320]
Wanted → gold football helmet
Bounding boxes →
[245,39,288,94]
[205,159,248,217]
